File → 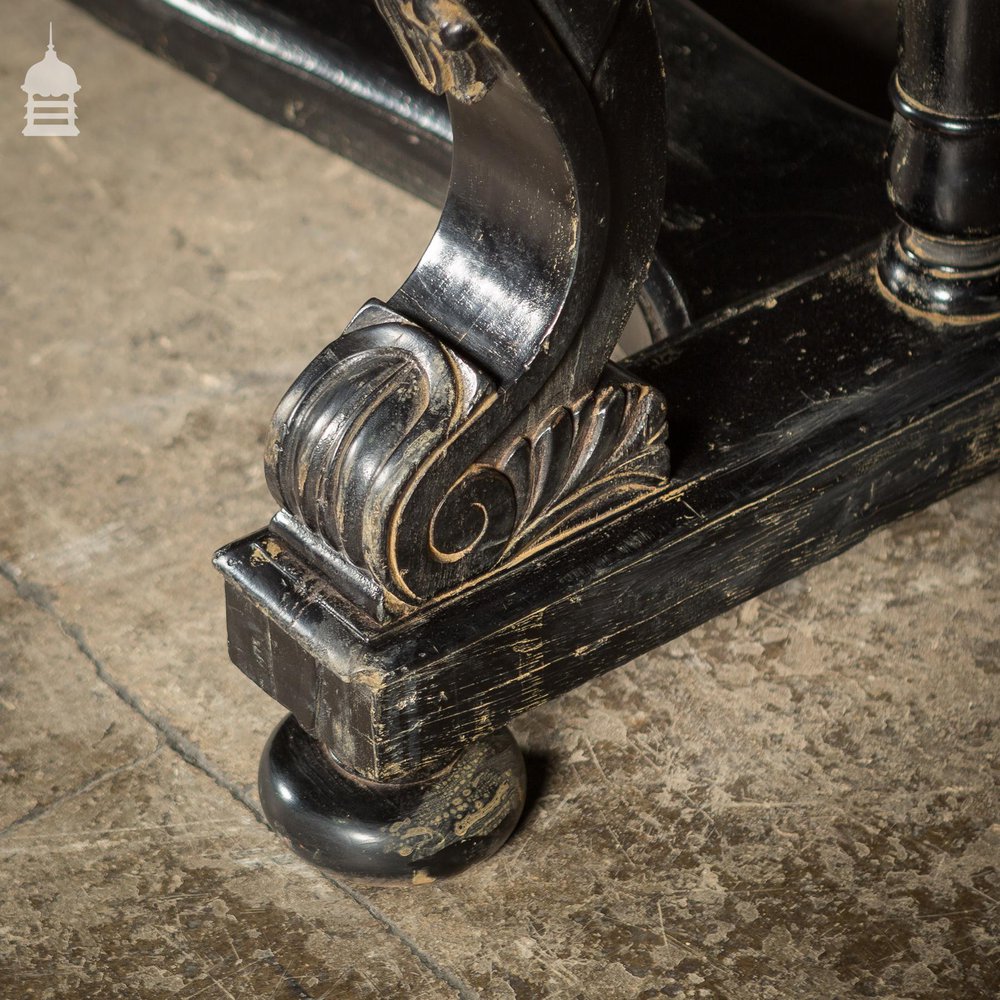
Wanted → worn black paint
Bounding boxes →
[69,0,895,332]
[252,0,669,622]
[259,715,526,881]
[879,0,1000,315]
[208,0,676,873]
[218,249,1000,781]
[74,0,1000,877]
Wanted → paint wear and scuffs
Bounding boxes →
[381,742,524,860]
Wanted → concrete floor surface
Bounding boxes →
[1,3,998,998]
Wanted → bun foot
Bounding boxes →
[258,714,526,883]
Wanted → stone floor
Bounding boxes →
[1,3,998,998]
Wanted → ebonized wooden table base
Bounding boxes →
[72,0,1000,877]
[218,248,1000,785]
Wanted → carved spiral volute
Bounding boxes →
[266,305,521,605]
[265,303,668,613]
[262,0,671,616]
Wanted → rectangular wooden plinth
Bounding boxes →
[216,249,1000,781]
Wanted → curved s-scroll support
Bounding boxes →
[266,0,669,617]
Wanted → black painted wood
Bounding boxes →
[69,0,895,334]
[250,2,669,628]
[259,715,525,882]
[211,0,678,873]
[877,0,1000,316]
[217,247,1000,781]
[72,0,1000,877]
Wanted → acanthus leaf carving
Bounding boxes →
[374,0,498,104]
[256,0,670,621]
[493,376,669,556]
[266,302,668,619]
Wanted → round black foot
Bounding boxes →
[877,226,1000,319]
[258,714,526,883]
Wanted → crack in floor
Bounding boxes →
[0,746,165,840]
[0,558,480,1000]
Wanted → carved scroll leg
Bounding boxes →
[877,0,1000,318]
[215,0,667,879]
[258,715,526,883]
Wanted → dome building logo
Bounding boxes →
[22,24,81,137]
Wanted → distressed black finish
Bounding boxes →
[71,0,1000,876]
[214,0,675,869]
[878,0,1000,316]
[215,0,995,870]
[219,250,1000,782]
[69,0,895,329]
[253,0,670,619]
[259,716,525,882]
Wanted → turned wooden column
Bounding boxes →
[878,0,1000,316]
